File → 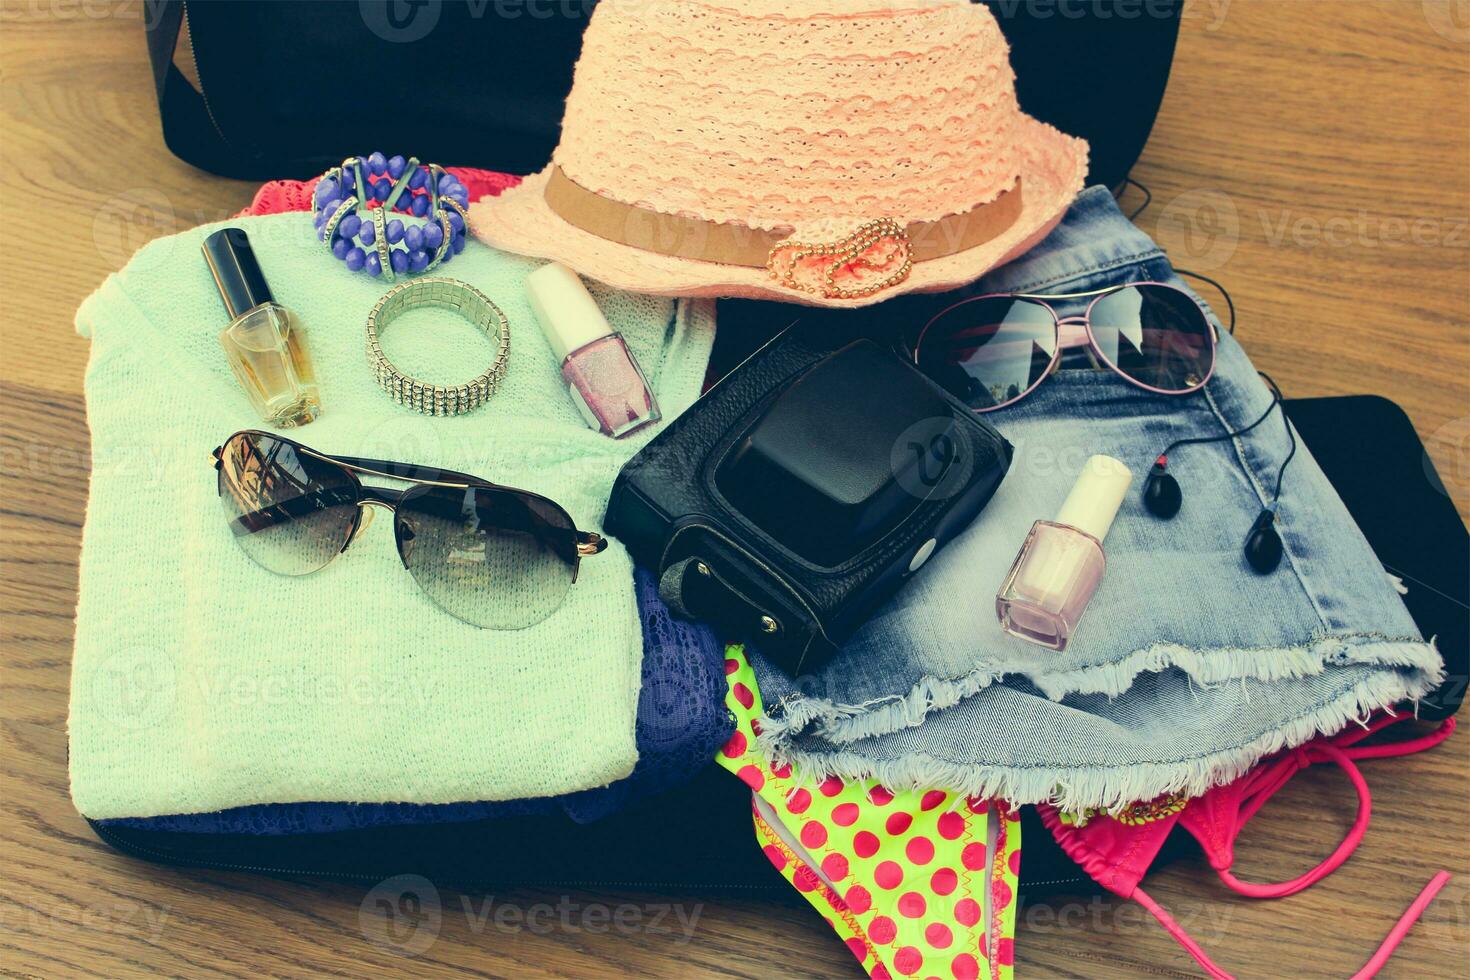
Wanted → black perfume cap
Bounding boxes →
[201,227,275,319]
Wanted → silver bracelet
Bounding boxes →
[365,278,510,416]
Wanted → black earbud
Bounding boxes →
[1141,372,1296,575]
[1243,508,1283,574]
[1142,457,1182,519]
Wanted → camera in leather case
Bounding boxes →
[606,321,1012,676]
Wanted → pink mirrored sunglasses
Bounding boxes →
[912,281,1219,412]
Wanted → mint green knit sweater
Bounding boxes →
[70,213,714,819]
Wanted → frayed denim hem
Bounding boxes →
[756,635,1443,813]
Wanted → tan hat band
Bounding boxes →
[543,166,1024,269]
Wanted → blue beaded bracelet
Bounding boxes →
[312,152,470,280]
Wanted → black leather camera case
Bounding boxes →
[606,321,1012,676]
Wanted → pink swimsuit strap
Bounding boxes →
[1140,714,1456,979]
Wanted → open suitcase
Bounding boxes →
[89,395,1468,899]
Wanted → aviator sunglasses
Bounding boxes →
[213,430,607,629]
[912,281,1218,412]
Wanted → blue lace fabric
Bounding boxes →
[101,567,732,833]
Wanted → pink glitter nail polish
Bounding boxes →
[527,262,661,438]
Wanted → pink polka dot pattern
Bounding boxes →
[898,891,927,918]
[823,853,851,882]
[906,836,935,865]
[937,811,965,840]
[714,646,1022,980]
[721,731,747,758]
[893,946,924,976]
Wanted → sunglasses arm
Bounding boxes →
[320,453,493,488]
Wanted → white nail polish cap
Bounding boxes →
[526,261,615,362]
[1055,454,1133,542]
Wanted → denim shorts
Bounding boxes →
[751,187,1443,811]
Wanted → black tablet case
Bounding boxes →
[90,396,1468,900]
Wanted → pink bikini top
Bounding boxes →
[1041,712,1456,979]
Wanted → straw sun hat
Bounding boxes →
[469,0,1088,307]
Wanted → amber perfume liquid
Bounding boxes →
[219,303,321,427]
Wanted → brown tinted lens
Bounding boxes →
[395,485,578,629]
[217,432,360,575]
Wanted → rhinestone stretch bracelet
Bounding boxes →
[313,151,470,280]
[365,278,510,416]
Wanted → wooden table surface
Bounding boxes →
[2,2,1467,977]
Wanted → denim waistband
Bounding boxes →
[749,186,1442,812]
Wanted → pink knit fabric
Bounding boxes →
[469,0,1087,307]
[236,167,520,218]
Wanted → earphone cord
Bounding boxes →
[1116,176,1295,503]
[1114,177,1236,337]
[1160,371,1296,505]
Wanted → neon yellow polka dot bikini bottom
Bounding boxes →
[716,645,1021,980]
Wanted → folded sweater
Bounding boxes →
[70,212,715,818]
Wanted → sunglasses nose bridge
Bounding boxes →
[1056,318,1091,350]
[351,500,394,542]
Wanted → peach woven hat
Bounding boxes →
[469,0,1089,308]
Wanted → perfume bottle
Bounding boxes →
[996,454,1132,651]
[526,262,660,438]
[203,227,321,427]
